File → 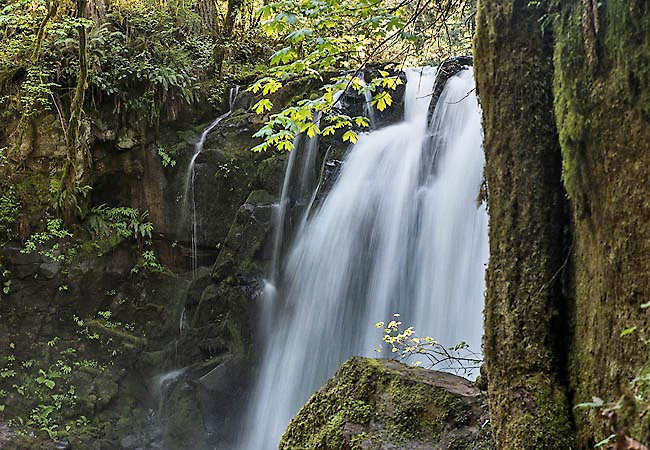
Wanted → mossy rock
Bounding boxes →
[279,357,494,450]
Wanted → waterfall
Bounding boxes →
[237,67,488,449]
[359,72,377,129]
[183,86,239,274]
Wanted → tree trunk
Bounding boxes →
[224,0,243,38]
[554,0,650,446]
[62,0,91,222]
[473,1,574,448]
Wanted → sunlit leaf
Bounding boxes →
[342,130,358,143]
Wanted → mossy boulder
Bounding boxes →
[280,357,494,450]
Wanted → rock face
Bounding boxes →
[0,241,191,449]
[426,56,473,125]
[280,357,494,450]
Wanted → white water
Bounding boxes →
[237,67,488,449]
[183,86,239,274]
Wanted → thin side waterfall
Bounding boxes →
[268,113,322,283]
[359,72,377,129]
[183,86,239,274]
[237,67,488,449]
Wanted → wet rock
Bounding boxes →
[0,424,17,448]
[426,56,473,124]
[38,261,61,279]
[116,128,138,150]
[120,434,139,449]
[93,118,117,142]
[210,189,275,282]
[318,159,344,203]
[54,437,72,449]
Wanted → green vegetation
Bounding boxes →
[246,0,476,152]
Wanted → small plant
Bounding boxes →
[156,146,177,168]
[35,370,56,390]
[574,303,650,447]
[131,249,163,273]
[0,185,19,244]
[21,218,73,262]
[2,270,11,295]
[87,205,153,242]
[375,314,482,376]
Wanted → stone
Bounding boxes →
[120,434,139,449]
[38,261,61,279]
[116,128,138,150]
[54,438,72,449]
[279,357,494,450]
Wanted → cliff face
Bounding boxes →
[475,0,650,447]
[0,87,291,447]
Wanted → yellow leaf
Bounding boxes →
[342,130,358,143]
[252,99,273,114]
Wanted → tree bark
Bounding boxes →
[473,1,574,448]
[62,0,91,222]
[554,0,650,446]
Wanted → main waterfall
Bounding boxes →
[238,67,488,449]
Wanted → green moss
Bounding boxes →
[474,1,574,447]
[553,1,650,446]
[279,357,493,450]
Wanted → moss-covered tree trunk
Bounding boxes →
[473,1,574,448]
[554,1,650,446]
[61,0,90,223]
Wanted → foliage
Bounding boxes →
[375,314,482,377]
[0,308,141,443]
[0,184,19,245]
[87,205,163,273]
[156,145,177,168]
[87,205,153,242]
[0,0,276,126]
[247,0,475,152]
[21,218,74,262]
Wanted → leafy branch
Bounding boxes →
[375,314,482,377]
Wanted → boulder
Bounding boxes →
[280,357,494,450]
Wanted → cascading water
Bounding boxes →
[183,86,239,274]
[237,67,488,449]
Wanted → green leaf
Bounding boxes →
[300,122,319,138]
[253,125,275,138]
[262,79,283,95]
[321,125,336,136]
[354,116,370,127]
[270,47,298,65]
[276,11,298,25]
[594,434,616,448]
[574,396,604,410]
[277,140,294,151]
[257,4,275,20]
[251,142,270,153]
[620,326,638,337]
[286,28,313,42]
